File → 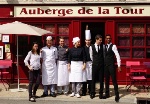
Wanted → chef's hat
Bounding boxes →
[46,36,52,40]
[85,30,91,40]
[72,37,80,45]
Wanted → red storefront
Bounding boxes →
[0,3,150,84]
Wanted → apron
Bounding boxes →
[57,61,69,86]
[69,61,86,82]
[42,60,57,85]
[41,46,58,85]
[86,61,92,80]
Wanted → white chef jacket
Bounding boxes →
[41,46,58,85]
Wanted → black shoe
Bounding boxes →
[115,96,120,102]
[103,95,110,99]
[41,93,48,97]
[90,94,95,99]
[99,95,104,99]
[50,92,56,97]
[81,93,86,96]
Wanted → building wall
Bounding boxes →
[0,4,150,84]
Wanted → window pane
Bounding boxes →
[118,37,130,46]
[118,48,130,58]
[58,24,69,35]
[132,24,145,34]
[118,24,130,34]
[132,48,145,58]
[132,37,144,46]
[44,24,55,35]
[146,24,150,34]
[146,48,150,58]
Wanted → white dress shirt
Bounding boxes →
[106,43,121,67]
[24,51,41,70]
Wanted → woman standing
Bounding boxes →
[24,42,41,102]
[68,37,86,98]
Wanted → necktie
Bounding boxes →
[106,45,108,51]
[97,45,100,52]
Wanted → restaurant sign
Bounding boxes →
[14,6,150,17]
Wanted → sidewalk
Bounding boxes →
[0,83,149,103]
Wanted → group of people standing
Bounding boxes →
[24,31,121,103]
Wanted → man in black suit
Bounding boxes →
[89,34,105,99]
[104,34,122,102]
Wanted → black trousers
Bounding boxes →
[105,64,119,96]
[29,70,41,97]
[91,63,104,95]
[82,80,92,94]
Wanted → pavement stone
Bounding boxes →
[0,83,149,104]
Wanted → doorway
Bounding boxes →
[81,22,105,46]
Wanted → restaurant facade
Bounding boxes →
[0,0,150,84]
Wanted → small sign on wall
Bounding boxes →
[2,35,9,42]
[0,34,2,41]
[5,44,10,52]
[5,52,11,60]
[0,46,3,59]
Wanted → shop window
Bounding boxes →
[118,24,130,34]
[132,37,144,46]
[44,24,55,35]
[132,24,145,34]
[117,23,148,59]
[57,24,69,35]
[43,23,70,47]
[118,48,130,58]
[118,37,130,46]
[132,48,145,58]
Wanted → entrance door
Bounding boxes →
[81,22,105,45]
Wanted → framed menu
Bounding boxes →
[5,44,10,52]
[2,35,9,42]
[5,52,11,60]
[0,46,3,59]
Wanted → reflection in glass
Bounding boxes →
[132,37,144,46]
[132,48,145,58]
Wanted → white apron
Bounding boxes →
[42,60,57,85]
[41,46,58,85]
[69,61,86,82]
[57,61,69,86]
[86,61,92,80]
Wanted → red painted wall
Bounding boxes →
[0,5,150,85]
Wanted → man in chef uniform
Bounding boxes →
[41,36,58,97]
[82,30,92,96]
[57,37,69,95]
